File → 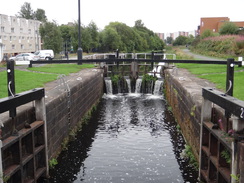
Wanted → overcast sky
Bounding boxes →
[0,0,243,34]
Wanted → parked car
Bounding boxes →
[9,53,35,61]
[33,50,54,61]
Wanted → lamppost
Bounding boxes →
[77,0,82,64]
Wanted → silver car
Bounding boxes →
[9,53,35,61]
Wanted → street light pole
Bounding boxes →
[77,0,82,64]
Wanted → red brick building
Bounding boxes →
[199,17,244,35]
[199,17,230,35]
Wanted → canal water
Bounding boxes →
[49,93,198,183]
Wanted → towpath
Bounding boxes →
[181,49,225,61]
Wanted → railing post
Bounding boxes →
[116,49,119,70]
[225,58,235,120]
[28,60,33,68]
[226,58,234,96]
[7,60,16,117]
[151,51,154,70]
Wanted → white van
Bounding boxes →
[33,50,54,61]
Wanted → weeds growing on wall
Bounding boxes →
[181,145,198,170]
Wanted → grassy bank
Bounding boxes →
[0,63,95,98]
[172,47,244,100]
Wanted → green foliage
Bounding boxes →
[0,172,9,183]
[142,74,157,83]
[231,174,240,183]
[176,124,181,132]
[34,8,47,22]
[100,26,122,52]
[219,22,239,35]
[192,35,244,57]
[201,29,216,39]
[221,149,231,164]
[17,2,47,22]
[166,36,173,44]
[39,21,63,54]
[17,2,34,19]
[49,158,58,169]
[183,145,198,169]
[173,35,188,46]
[98,20,164,52]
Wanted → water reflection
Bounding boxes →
[49,94,198,183]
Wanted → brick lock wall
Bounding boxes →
[45,69,104,158]
[164,70,202,159]
[1,69,104,161]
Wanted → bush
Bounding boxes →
[193,35,244,56]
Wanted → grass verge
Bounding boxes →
[28,63,95,75]
[0,63,95,98]
[0,70,58,98]
[173,48,244,100]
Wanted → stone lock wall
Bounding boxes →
[164,68,209,159]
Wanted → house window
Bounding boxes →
[201,21,204,27]
[11,28,14,33]
[4,36,7,40]
[12,44,15,49]
[10,36,12,41]
[28,29,31,34]
[21,44,24,49]
[20,28,23,33]
[1,26,4,32]
[22,36,25,40]
[29,44,32,49]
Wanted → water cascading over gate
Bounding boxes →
[104,77,163,96]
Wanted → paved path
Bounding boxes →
[181,49,225,61]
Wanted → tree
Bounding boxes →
[34,9,47,22]
[100,27,122,52]
[166,37,173,44]
[81,27,92,53]
[219,22,239,35]
[173,35,188,46]
[201,29,215,39]
[17,2,34,19]
[59,25,73,53]
[87,21,99,52]
[39,21,62,54]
